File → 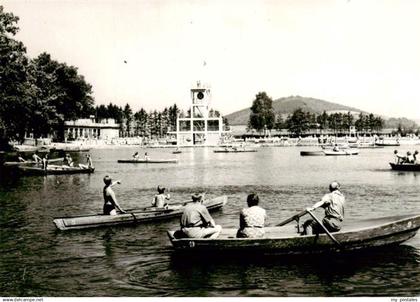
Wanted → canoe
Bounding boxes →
[375,142,400,147]
[389,162,420,171]
[53,195,228,231]
[167,213,420,255]
[172,151,182,154]
[323,149,359,156]
[3,157,64,167]
[214,149,257,153]
[18,165,95,175]
[117,158,178,163]
[300,151,325,156]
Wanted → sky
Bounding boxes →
[3,0,420,119]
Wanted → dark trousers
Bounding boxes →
[302,217,341,235]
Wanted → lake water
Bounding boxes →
[0,146,419,297]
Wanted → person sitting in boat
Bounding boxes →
[144,152,149,161]
[63,154,74,167]
[413,150,418,164]
[103,175,126,215]
[393,150,406,164]
[152,186,170,208]
[133,152,139,159]
[301,181,345,235]
[32,151,42,163]
[332,144,340,152]
[406,151,414,164]
[79,154,94,169]
[17,153,26,162]
[236,193,267,238]
[179,193,222,239]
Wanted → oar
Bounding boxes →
[276,209,308,227]
[306,209,341,246]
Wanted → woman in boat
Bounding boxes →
[144,152,149,161]
[132,152,139,159]
[17,153,26,162]
[103,175,126,215]
[236,193,267,238]
[152,186,170,208]
[179,193,222,238]
[63,154,74,167]
[301,181,345,235]
[406,151,414,164]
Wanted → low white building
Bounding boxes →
[64,116,120,140]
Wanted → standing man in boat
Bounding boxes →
[144,152,149,161]
[180,193,222,238]
[152,186,170,208]
[103,175,126,215]
[301,181,345,235]
[42,154,49,171]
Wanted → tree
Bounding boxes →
[123,103,133,137]
[134,108,148,136]
[248,92,275,133]
[274,114,284,131]
[285,108,311,136]
[0,6,31,144]
[316,111,329,131]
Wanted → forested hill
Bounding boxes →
[225,96,363,125]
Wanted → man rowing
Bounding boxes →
[180,193,222,238]
[103,175,126,215]
[301,181,345,235]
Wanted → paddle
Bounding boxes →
[306,209,341,246]
[276,209,308,227]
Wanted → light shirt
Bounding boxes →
[152,194,169,208]
[240,206,266,228]
[321,190,345,221]
[180,202,212,228]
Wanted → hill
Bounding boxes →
[225,95,364,126]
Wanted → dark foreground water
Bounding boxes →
[0,146,419,296]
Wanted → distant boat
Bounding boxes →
[214,148,257,153]
[118,158,178,163]
[375,141,400,147]
[53,195,227,231]
[18,165,94,175]
[167,214,420,255]
[389,162,420,171]
[323,149,359,156]
[300,151,325,156]
[172,150,182,154]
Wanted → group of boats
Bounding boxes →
[52,193,420,255]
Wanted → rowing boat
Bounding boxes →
[53,195,228,231]
[117,158,178,163]
[214,149,257,153]
[375,142,400,147]
[167,213,420,255]
[18,165,94,175]
[323,149,359,156]
[300,151,325,156]
[3,157,64,167]
[389,162,420,171]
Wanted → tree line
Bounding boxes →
[248,92,385,136]
[93,103,180,138]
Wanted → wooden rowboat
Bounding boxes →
[300,151,325,156]
[117,158,178,163]
[3,157,64,167]
[323,149,359,156]
[53,195,228,231]
[390,162,420,171]
[214,149,257,153]
[18,165,94,175]
[167,213,420,255]
[375,142,400,147]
